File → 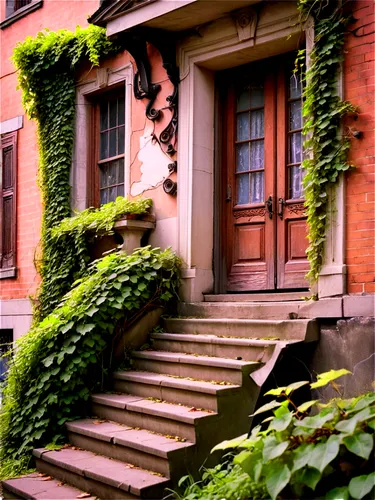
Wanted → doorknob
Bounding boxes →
[278,198,285,220]
[265,195,273,219]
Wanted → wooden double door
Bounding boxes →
[220,57,309,292]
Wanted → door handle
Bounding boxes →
[265,195,273,219]
[226,184,232,202]
[278,198,285,220]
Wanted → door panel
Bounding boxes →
[225,70,275,291]
[276,68,309,289]
[221,56,309,292]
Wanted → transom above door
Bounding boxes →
[220,56,309,292]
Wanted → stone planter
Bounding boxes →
[89,214,156,260]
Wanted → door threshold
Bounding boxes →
[204,291,309,302]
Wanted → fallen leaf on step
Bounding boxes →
[38,473,46,477]
[77,493,91,498]
[189,407,198,412]
[57,482,65,487]
[93,420,106,425]
[41,476,52,481]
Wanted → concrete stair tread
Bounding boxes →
[33,448,170,497]
[113,370,241,394]
[132,349,261,368]
[151,332,290,346]
[92,393,216,424]
[66,419,194,457]
[2,473,96,500]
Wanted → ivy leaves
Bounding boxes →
[297,2,357,282]
[0,247,181,466]
[11,26,122,322]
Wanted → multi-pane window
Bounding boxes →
[235,82,265,205]
[288,74,304,199]
[0,132,17,278]
[98,94,125,205]
[6,0,32,17]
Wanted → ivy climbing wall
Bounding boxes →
[0,0,100,302]
[344,0,375,294]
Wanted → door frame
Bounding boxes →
[176,5,346,302]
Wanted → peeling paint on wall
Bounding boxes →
[130,120,170,196]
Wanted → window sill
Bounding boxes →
[0,0,43,29]
[0,267,17,279]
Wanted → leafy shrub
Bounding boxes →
[175,370,375,500]
[0,247,181,474]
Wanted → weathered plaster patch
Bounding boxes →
[130,120,170,196]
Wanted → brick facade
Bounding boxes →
[344,0,375,294]
[0,0,99,300]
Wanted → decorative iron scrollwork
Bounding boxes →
[163,178,177,196]
[168,161,177,174]
[128,28,180,157]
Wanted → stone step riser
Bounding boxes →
[178,302,304,320]
[35,459,138,500]
[164,318,317,341]
[132,357,244,385]
[68,432,170,479]
[1,489,18,499]
[151,338,272,362]
[91,403,197,442]
[112,379,220,412]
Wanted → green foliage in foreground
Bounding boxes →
[174,370,375,500]
[0,247,181,474]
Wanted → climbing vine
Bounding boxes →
[297,0,356,281]
[12,26,120,320]
[0,247,181,473]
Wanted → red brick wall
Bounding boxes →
[0,0,99,300]
[344,0,375,294]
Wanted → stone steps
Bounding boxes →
[131,350,261,384]
[33,448,170,499]
[2,306,319,499]
[66,419,195,480]
[91,393,216,443]
[150,332,280,361]
[112,370,241,412]
[2,473,96,500]
[163,318,318,341]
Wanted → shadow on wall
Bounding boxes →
[310,317,375,400]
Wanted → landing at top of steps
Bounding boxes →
[180,297,343,319]
[204,292,306,302]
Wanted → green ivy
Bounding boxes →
[297,1,356,281]
[0,247,181,472]
[52,197,152,238]
[12,26,120,321]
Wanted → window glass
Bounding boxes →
[287,72,305,199]
[235,82,265,205]
[98,94,126,204]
